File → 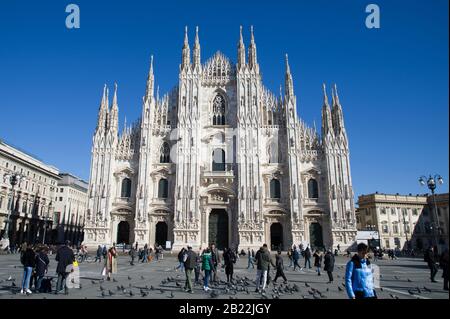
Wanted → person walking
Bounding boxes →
[202,248,214,291]
[129,246,137,266]
[103,246,117,281]
[183,245,197,293]
[20,245,36,294]
[176,248,186,271]
[293,246,302,271]
[210,243,221,283]
[223,248,237,284]
[324,249,335,283]
[424,246,439,282]
[254,244,271,293]
[102,245,107,260]
[272,250,287,284]
[194,249,202,285]
[34,246,49,293]
[55,240,75,295]
[345,243,377,299]
[247,247,255,269]
[304,246,312,269]
[95,245,102,263]
[313,250,323,276]
[142,244,149,263]
[440,248,449,291]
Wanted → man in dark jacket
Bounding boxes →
[35,246,50,292]
[94,245,102,263]
[440,249,449,291]
[55,240,75,294]
[183,246,197,293]
[304,246,312,268]
[425,246,439,282]
[254,244,271,293]
[129,246,137,266]
[223,248,237,284]
[272,250,287,283]
[324,249,335,283]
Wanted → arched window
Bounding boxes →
[212,148,225,171]
[212,94,226,125]
[121,178,132,198]
[270,179,281,199]
[160,142,170,163]
[308,179,319,199]
[158,178,168,198]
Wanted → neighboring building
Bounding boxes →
[53,173,88,245]
[356,193,449,251]
[85,26,358,251]
[0,139,59,247]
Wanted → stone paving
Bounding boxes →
[0,252,448,299]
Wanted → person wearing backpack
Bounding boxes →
[345,243,377,299]
[183,245,197,293]
[34,246,50,293]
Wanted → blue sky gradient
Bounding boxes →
[0,0,448,198]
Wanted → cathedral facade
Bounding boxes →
[84,26,357,251]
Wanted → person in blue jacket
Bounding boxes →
[345,243,377,299]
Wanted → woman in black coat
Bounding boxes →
[313,250,323,276]
[35,246,50,292]
[223,248,236,284]
[20,247,36,294]
[324,250,335,283]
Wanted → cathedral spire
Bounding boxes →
[248,25,258,70]
[109,82,119,133]
[181,26,191,71]
[96,84,109,132]
[237,25,246,69]
[321,83,333,137]
[145,55,154,102]
[193,26,201,70]
[285,54,294,97]
[331,83,345,135]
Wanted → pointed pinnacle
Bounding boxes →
[323,83,329,105]
[334,83,340,105]
[239,25,244,44]
[250,25,255,43]
[184,26,189,46]
[195,26,199,45]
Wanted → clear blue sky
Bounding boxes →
[0,0,448,198]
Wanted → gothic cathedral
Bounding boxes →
[84,26,357,251]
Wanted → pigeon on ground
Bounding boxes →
[210,290,219,298]
[116,286,121,291]
[91,280,97,284]
[108,290,115,296]
[389,294,395,299]
[11,282,16,287]
[326,288,329,292]
[380,287,384,292]
[99,285,105,291]
[101,291,106,297]
[416,287,422,294]
[160,289,165,294]
[423,286,431,293]
[129,290,134,297]
[120,285,125,290]
[141,291,148,297]
[7,276,13,281]
[150,285,155,290]
[175,282,181,287]
[407,278,412,282]
[305,282,310,287]
[394,276,399,280]
[342,283,346,287]
[113,278,118,282]
[141,276,145,280]
[338,286,343,292]
[161,280,167,285]
[128,276,132,280]
[408,289,415,295]
[168,292,175,298]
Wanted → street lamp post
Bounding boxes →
[402,210,409,250]
[419,174,444,253]
[1,172,26,250]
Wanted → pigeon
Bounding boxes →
[338,286,343,292]
[141,276,145,280]
[116,286,121,291]
[120,285,125,290]
[272,294,279,299]
[108,290,115,296]
[11,282,16,287]
[394,276,399,280]
[168,292,175,298]
[407,278,412,282]
[423,286,431,293]
[7,276,13,281]
[408,289,415,295]
[326,288,329,292]
[160,289,165,294]
[101,291,106,297]
[129,290,134,297]
[161,280,167,285]
[91,280,97,284]
[141,291,148,297]
[175,282,181,287]
[389,294,396,299]
[210,290,219,298]
[342,283,346,287]
[305,282,310,288]
[416,287,422,294]
[150,285,155,291]
[380,287,384,292]
[99,285,105,291]
[113,278,118,282]
[128,276,132,280]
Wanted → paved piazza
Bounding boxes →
[0,253,448,300]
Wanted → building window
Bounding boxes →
[270,179,281,199]
[158,178,169,198]
[307,179,319,199]
[22,202,27,214]
[385,239,390,248]
[380,208,386,215]
[212,94,226,125]
[412,209,418,216]
[381,222,389,234]
[392,223,399,234]
[391,208,396,215]
[121,178,132,198]
[212,148,225,171]
[160,142,170,163]
[59,197,63,201]
[404,224,410,234]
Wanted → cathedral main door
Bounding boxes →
[208,209,228,249]
[117,221,130,245]
[270,223,283,251]
[309,222,324,249]
[155,222,168,248]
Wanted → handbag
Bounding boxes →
[101,267,107,276]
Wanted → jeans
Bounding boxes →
[293,259,301,271]
[21,267,33,290]
[35,275,45,292]
[176,261,184,271]
[204,269,211,288]
[255,270,268,291]
[316,266,321,275]
[56,273,68,293]
[305,258,311,268]
[185,269,193,291]
[288,258,293,267]
[247,258,254,269]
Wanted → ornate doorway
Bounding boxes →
[270,223,283,251]
[155,221,168,248]
[117,221,130,245]
[309,222,324,249]
[209,209,228,249]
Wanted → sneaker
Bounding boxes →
[26,289,32,294]
[20,289,24,294]
[255,288,260,293]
